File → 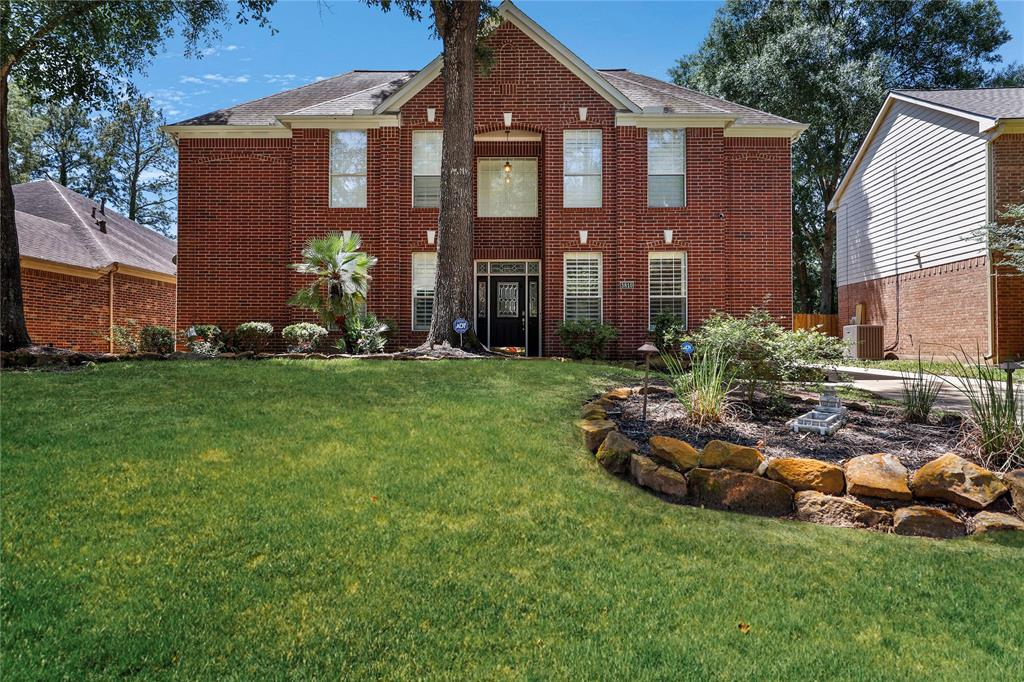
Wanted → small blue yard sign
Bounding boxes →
[453,318,470,334]
[680,341,695,356]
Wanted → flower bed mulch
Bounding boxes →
[613,384,967,471]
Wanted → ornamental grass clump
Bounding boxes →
[940,348,1023,471]
[901,355,942,423]
[663,347,735,427]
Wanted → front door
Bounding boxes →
[489,276,526,349]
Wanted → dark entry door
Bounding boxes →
[489,276,526,349]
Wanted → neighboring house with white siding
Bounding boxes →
[830,88,1024,362]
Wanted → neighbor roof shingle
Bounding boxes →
[893,87,1024,120]
[170,68,799,128]
[14,180,176,276]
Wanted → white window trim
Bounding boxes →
[648,251,688,329]
[329,130,368,208]
[562,252,603,323]
[647,128,687,208]
[412,130,442,208]
[412,252,438,331]
[562,129,602,208]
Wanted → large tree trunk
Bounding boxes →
[422,0,480,349]
[0,75,33,350]
[818,208,837,314]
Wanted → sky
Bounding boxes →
[146,0,1023,122]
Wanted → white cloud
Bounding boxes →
[180,75,204,85]
[201,73,250,84]
[314,75,327,82]
[263,73,298,86]
[223,44,241,52]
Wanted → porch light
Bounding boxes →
[503,159,513,185]
[579,230,588,245]
[426,107,436,123]
[663,229,673,245]
[579,107,588,122]
[426,229,436,245]
[503,112,513,128]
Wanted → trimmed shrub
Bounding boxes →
[651,312,687,353]
[139,325,174,354]
[233,322,274,353]
[107,319,141,353]
[282,322,328,352]
[182,324,223,356]
[557,320,618,360]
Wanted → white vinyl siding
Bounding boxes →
[563,130,602,207]
[647,129,686,207]
[412,130,442,208]
[563,253,602,322]
[477,158,538,217]
[648,252,687,328]
[412,252,437,331]
[330,131,367,208]
[836,98,989,287]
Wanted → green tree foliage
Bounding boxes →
[982,199,1024,275]
[7,82,45,184]
[288,232,378,328]
[1,0,276,349]
[671,0,1020,314]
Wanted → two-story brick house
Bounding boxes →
[165,0,805,356]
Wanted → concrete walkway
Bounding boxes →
[830,365,976,414]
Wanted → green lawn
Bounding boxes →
[848,358,1009,379]
[2,360,1022,680]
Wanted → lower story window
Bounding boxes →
[564,252,602,322]
[648,251,687,328]
[413,252,437,330]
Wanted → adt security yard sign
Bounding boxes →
[453,318,470,346]
[681,341,695,356]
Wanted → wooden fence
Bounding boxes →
[793,313,841,338]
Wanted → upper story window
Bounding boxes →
[563,130,602,208]
[647,129,686,208]
[413,130,442,208]
[478,158,538,217]
[563,252,602,322]
[648,251,687,328]
[330,130,367,208]
[412,252,438,331]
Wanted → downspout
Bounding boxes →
[107,263,120,353]
[985,126,1001,362]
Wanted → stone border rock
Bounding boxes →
[578,386,1024,540]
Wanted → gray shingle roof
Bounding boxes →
[171,68,799,128]
[14,180,176,277]
[894,87,1024,120]
[171,71,415,126]
[598,70,802,126]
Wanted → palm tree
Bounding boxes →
[288,232,378,328]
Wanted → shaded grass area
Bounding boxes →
[2,360,1023,680]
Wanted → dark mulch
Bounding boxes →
[612,386,969,470]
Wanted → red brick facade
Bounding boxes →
[177,21,794,356]
[838,133,1024,362]
[22,266,176,352]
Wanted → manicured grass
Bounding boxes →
[3,360,1023,680]
[849,358,1009,379]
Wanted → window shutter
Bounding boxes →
[648,252,687,327]
[563,130,602,208]
[412,252,438,330]
[564,253,602,322]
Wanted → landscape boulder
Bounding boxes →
[892,506,966,539]
[631,455,688,499]
[699,440,764,472]
[844,453,912,501]
[633,384,672,396]
[766,458,845,495]
[969,511,1024,534]
[596,432,638,474]
[601,387,632,401]
[909,453,1007,510]
[1001,469,1024,515]
[686,468,794,517]
[793,491,892,529]
[649,436,700,471]
[575,419,617,453]
[580,403,607,420]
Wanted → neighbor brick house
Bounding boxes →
[13,179,177,352]
[165,0,804,357]
[831,88,1024,362]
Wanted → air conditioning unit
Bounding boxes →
[843,325,884,360]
